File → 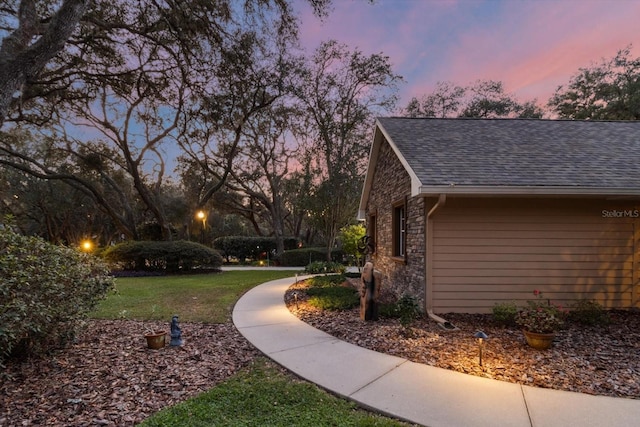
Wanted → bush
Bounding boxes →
[492,301,518,327]
[395,294,421,330]
[307,286,359,311]
[214,236,298,262]
[569,300,610,326]
[0,225,114,366]
[305,261,346,274]
[307,274,346,288]
[103,240,222,272]
[279,248,323,266]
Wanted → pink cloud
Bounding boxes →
[422,0,640,104]
[296,0,640,111]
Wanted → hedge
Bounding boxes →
[278,248,345,267]
[102,240,222,272]
[213,236,299,262]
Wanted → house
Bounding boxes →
[358,117,640,316]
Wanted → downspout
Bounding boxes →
[425,194,457,330]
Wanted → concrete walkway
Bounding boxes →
[232,276,640,427]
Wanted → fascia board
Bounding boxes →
[358,119,425,219]
[418,185,640,197]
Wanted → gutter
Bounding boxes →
[425,194,457,330]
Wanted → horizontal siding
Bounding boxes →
[431,199,637,313]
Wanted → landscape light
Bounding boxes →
[474,331,488,367]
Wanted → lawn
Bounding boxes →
[91,270,414,426]
[142,357,411,427]
[92,270,298,323]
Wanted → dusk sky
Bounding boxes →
[293,0,640,113]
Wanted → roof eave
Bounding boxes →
[417,185,640,198]
[358,119,424,219]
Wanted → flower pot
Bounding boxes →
[523,330,555,350]
[144,331,166,349]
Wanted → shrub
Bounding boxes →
[0,225,114,366]
[213,236,299,262]
[569,300,610,326]
[279,248,324,266]
[305,261,346,274]
[103,240,222,272]
[395,294,421,330]
[492,301,518,326]
[307,274,346,288]
[307,287,359,311]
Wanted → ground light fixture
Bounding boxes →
[474,330,488,367]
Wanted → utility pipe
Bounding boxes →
[425,194,457,330]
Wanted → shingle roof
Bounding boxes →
[376,117,640,193]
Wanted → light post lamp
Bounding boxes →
[80,239,93,252]
[474,331,488,367]
[196,210,206,244]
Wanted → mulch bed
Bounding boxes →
[0,320,260,426]
[2,281,639,426]
[285,279,640,400]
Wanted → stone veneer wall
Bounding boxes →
[365,138,426,308]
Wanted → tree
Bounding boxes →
[0,0,88,125]
[225,104,301,256]
[296,40,401,258]
[405,81,466,118]
[338,222,366,267]
[0,0,345,129]
[461,80,521,118]
[548,46,640,120]
[1,0,300,241]
[403,79,544,119]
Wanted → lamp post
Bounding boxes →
[80,239,93,252]
[474,331,488,367]
[196,210,206,244]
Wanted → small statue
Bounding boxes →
[170,315,183,346]
[360,262,381,321]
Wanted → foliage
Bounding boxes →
[307,287,359,311]
[548,45,640,120]
[141,357,412,427]
[492,301,518,327]
[278,247,343,267]
[296,40,401,259]
[92,270,295,323]
[213,236,298,263]
[0,224,114,366]
[102,240,222,272]
[339,223,367,266]
[307,274,347,288]
[395,295,421,330]
[305,276,359,311]
[404,79,544,119]
[305,261,346,274]
[515,290,566,334]
[569,300,610,326]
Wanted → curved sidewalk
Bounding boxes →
[232,276,640,427]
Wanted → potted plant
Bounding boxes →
[515,290,566,350]
[144,328,166,349]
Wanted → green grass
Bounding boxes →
[141,358,413,427]
[92,270,298,323]
[92,270,414,426]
